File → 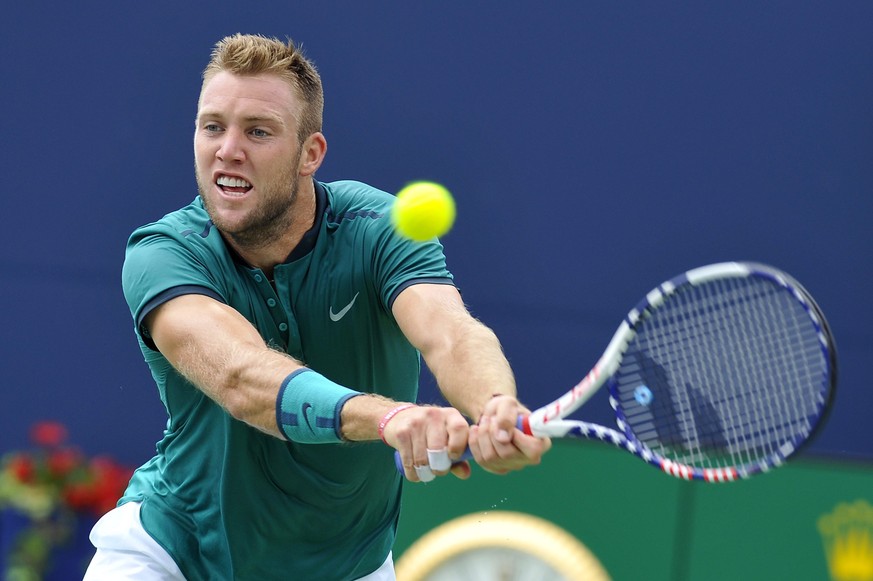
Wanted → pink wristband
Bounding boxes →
[378,404,416,445]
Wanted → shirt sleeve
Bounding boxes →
[121,223,227,348]
[373,222,455,311]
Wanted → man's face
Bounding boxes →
[194,71,303,248]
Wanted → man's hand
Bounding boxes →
[380,405,471,483]
[467,395,551,475]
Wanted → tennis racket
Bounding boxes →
[397,262,837,482]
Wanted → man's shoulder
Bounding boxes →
[129,197,216,245]
[321,180,393,224]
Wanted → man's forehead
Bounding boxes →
[198,72,298,118]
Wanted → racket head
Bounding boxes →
[608,262,836,481]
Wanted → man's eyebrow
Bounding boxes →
[197,111,286,125]
[243,114,285,124]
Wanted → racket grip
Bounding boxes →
[393,416,526,478]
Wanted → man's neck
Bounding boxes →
[225,184,317,278]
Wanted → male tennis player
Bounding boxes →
[83,34,549,580]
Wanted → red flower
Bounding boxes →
[88,456,134,515]
[4,421,135,518]
[9,454,36,483]
[62,482,98,511]
[47,448,83,478]
[29,421,68,448]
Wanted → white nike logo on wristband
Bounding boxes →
[329,292,360,322]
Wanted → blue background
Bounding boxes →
[1,2,870,468]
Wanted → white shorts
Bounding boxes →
[83,502,185,580]
[83,502,396,580]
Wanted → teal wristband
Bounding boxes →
[276,369,362,443]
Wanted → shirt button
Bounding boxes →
[254,274,263,283]
[279,323,288,331]
[267,298,277,307]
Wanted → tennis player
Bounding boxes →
[83,34,549,580]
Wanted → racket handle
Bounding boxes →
[393,416,527,478]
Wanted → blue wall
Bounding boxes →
[2,2,871,466]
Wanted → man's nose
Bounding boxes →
[216,129,245,162]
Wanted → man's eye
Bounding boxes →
[251,128,270,138]
[204,124,222,133]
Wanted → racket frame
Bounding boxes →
[522,262,836,482]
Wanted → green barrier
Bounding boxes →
[396,440,873,580]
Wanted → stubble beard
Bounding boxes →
[197,152,302,252]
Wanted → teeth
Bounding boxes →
[217,175,252,188]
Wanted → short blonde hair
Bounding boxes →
[202,33,324,140]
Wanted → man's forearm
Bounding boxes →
[426,319,516,422]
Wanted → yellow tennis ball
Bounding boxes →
[391,181,456,242]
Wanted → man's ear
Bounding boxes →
[299,132,327,177]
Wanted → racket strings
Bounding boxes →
[615,275,828,471]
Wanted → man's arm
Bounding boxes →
[146,288,546,480]
[146,294,305,437]
[390,283,550,475]
[145,292,471,474]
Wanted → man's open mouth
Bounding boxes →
[217,175,253,195]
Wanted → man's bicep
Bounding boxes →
[145,294,264,364]
[391,283,469,354]
[143,289,301,436]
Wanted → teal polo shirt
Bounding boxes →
[120,180,453,580]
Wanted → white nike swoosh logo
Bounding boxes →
[329,292,360,322]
